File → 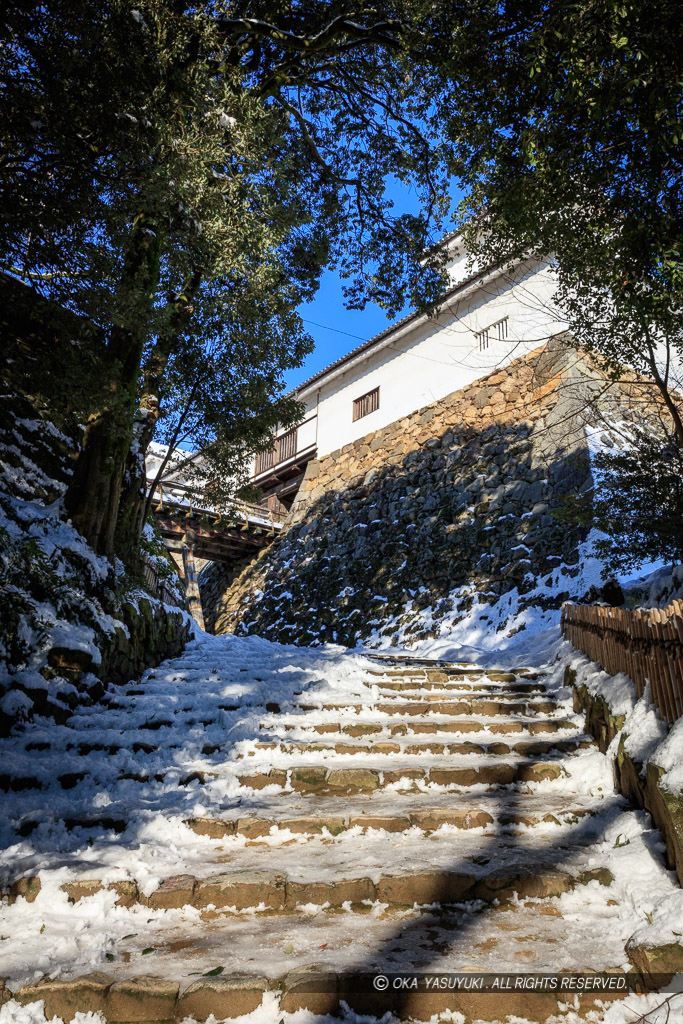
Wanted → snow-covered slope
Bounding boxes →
[0,392,189,733]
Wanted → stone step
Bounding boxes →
[7,859,612,916]
[13,788,603,839]
[267,717,578,737]
[366,669,528,683]
[237,760,567,792]
[104,757,563,790]
[375,680,546,693]
[3,910,630,1024]
[303,699,559,716]
[186,802,598,839]
[1,723,581,794]
[240,736,591,758]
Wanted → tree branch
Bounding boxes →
[273,95,360,186]
[217,15,401,55]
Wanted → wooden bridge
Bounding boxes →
[147,479,287,628]
[150,480,286,564]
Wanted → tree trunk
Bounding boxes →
[64,398,133,556]
[645,337,683,450]
[113,402,159,565]
[63,216,162,557]
[112,271,202,563]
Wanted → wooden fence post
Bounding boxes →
[561,598,682,725]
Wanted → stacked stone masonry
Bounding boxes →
[203,336,661,645]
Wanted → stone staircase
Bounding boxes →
[0,654,669,1022]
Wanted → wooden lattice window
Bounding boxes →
[353,386,380,421]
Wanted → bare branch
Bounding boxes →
[273,95,360,186]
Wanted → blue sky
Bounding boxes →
[284,273,393,391]
[283,178,466,391]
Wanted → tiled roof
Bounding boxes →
[296,256,498,397]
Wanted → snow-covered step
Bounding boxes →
[7,854,613,916]
[12,787,605,842]
[3,889,634,1024]
[235,759,568,792]
[265,712,577,731]
[366,668,525,681]
[297,699,558,716]
[374,686,549,701]
[186,802,600,839]
[240,736,591,758]
[376,679,546,692]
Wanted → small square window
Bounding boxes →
[353,386,380,421]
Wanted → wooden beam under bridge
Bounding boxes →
[154,509,276,564]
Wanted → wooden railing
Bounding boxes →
[561,600,683,723]
[254,427,298,476]
[150,480,287,529]
[142,552,185,609]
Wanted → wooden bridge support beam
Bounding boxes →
[181,543,205,631]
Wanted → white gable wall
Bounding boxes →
[443,239,478,287]
[301,257,566,459]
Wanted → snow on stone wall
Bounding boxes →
[0,392,191,734]
[202,337,660,647]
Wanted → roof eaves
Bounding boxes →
[295,258,502,397]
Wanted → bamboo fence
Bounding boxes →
[561,600,683,723]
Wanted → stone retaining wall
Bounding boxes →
[571,669,683,888]
[22,597,192,731]
[100,596,191,686]
[0,384,193,734]
[203,336,658,647]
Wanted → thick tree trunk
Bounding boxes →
[63,216,162,557]
[114,400,159,565]
[113,272,202,562]
[64,401,132,556]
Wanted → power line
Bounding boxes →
[302,317,367,341]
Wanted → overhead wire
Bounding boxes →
[299,266,568,374]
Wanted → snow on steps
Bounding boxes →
[0,643,677,1022]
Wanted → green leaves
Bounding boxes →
[587,424,683,575]
[3,0,462,561]
[440,1,683,528]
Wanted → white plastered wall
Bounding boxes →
[301,258,566,459]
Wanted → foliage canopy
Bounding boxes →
[445,0,683,441]
[1,1,459,558]
[588,425,683,574]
